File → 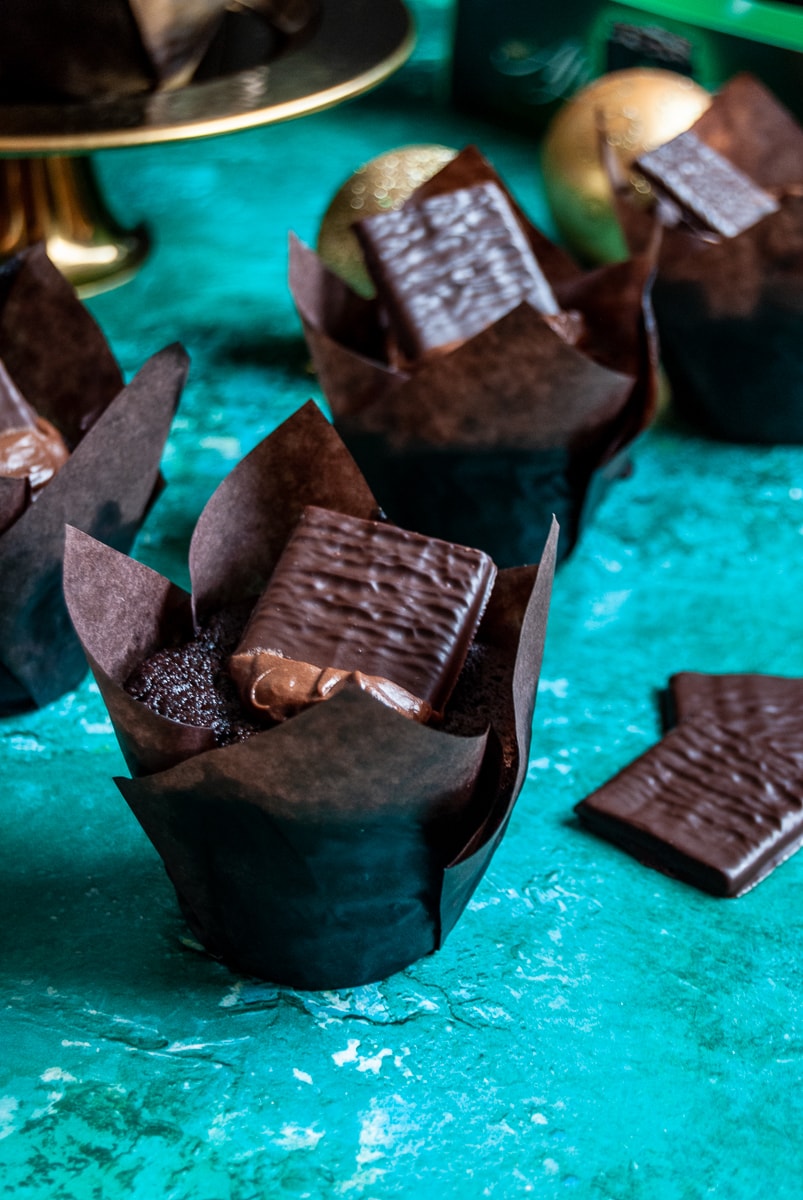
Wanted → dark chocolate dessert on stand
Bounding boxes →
[0,0,320,100]
[64,402,560,989]
[291,146,659,568]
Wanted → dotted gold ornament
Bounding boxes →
[541,69,711,263]
[317,144,458,296]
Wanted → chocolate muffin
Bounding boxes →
[608,74,803,443]
[291,146,658,567]
[64,402,560,989]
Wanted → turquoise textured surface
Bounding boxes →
[2,7,803,1196]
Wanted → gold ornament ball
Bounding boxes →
[317,144,458,296]
[541,69,711,264]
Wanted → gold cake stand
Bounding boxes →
[0,0,414,294]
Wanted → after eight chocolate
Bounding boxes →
[229,505,497,723]
[354,180,568,360]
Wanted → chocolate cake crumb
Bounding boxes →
[127,599,505,749]
[125,602,264,746]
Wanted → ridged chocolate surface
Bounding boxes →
[576,719,803,896]
[670,671,803,765]
[236,505,496,714]
[355,181,560,358]
[637,131,779,239]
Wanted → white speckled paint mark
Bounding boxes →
[61,1040,91,1048]
[5,734,45,753]
[356,1107,394,1165]
[538,678,569,698]
[586,590,631,628]
[219,981,243,1007]
[468,896,501,910]
[332,1039,361,1066]
[80,719,113,735]
[41,1068,76,1083]
[207,1109,250,1145]
[531,1112,548,1125]
[275,1123,324,1150]
[333,1041,393,1074]
[0,1097,19,1140]
[393,1049,413,1079]
[200,435,242,458]
[544,1158,560,1175]
[166,1038,247,1053]
[294,1069,313,1085]
[357,1048,392,1075]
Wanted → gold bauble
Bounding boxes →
[542,69,711,263]
[317,144,458,296]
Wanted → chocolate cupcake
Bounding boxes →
[607,74,803,443]
[0,245,186,713]
[63,401,559,989]
[290,147,658,567]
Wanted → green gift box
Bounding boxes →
[452,0,803,130]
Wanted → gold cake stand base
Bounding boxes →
[0,0,414,295]
[0,156,148,296]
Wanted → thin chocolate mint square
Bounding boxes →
[637,130,780,239]
[229,505,497,723]
[355,180,560,359]
[669,671,803,764]
[576,718,803,896]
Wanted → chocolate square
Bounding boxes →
[637,130,780,239]
[576,719,803,896]
[230,504,497,722]
[355,180,560,358]
[669,671,803,765]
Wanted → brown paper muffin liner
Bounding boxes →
[608,75,803,443]
[290,146,658,566]
[63,401,559,989]
[0,246,186,712]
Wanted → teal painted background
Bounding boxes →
[2,3,802,1195]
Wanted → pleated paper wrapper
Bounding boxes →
[64,402,559,990]
[0,246,186,712]
[290,146,659,567]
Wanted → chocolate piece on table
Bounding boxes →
[668,671,803,763]
[575,719,803,897]
[229,504,497,723]
[0,359,69,495]
[354,180,561,359]
[637,130,780,239]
